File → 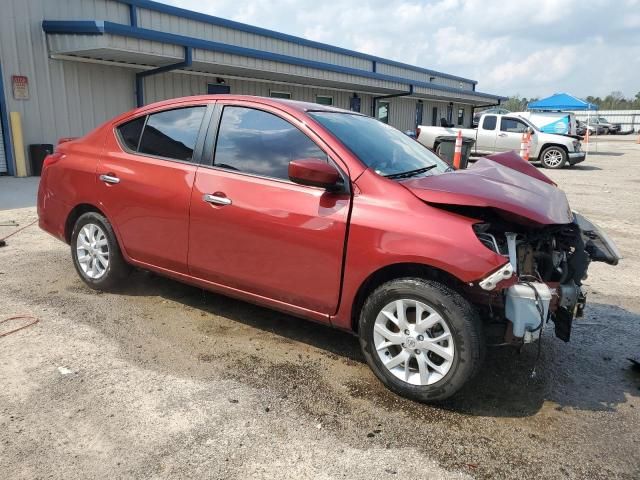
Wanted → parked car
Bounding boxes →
[576,119,604,136]
[472,107,510,127]
[584,117,620,135]
[418,113,585,169]
[37,95,620,402]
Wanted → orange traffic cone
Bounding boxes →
[584,128,590,144]
[453,130,463,169]
[524,132,531,161]
[519,132,528,160]
[636,130,640,144]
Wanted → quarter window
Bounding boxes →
[214,106,327,180]
[138,107,206,161]
[500,118,527,133]
[482,115,497,130]
[117,116,146,151]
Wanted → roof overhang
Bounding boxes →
[43,20,507,105]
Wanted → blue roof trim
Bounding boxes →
[42,20,506,101]
[114,0,478,85]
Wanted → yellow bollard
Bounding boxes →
[9,111,28,177]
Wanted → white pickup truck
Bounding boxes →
[417,113,585,169]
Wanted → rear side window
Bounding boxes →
[213,106,327,180]
[482,115,497,130]
[138,107,206,161]
[117,116,145,151]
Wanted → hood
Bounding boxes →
[401,155,573,225]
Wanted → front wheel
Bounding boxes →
[540,146,567,169]
[71,212,130,290]
[358,278,484,403]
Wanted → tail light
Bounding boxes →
[56,137,77,148]
[43,152,63,169]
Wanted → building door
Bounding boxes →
[446,104,453,125]
[431,107,438,126]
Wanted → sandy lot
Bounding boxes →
[1,138,639,479]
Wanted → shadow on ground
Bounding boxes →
[91,270,640,418]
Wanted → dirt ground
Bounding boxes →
[1,138,639,479]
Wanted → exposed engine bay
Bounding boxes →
[472,211,620,345]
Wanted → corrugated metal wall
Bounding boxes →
[136,7,373,71]
[376,63,474,91]
[0,0,133,154]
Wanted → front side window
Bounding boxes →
[117,116,146,151]
[377,101,390,124]
[138,107,206,161]
[310,112,449,178]
[214,106,327,180]
[500,118,527,134]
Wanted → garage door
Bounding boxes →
[0,119,6,173]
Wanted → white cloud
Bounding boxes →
[162,0,640,98]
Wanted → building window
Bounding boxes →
[270,91,291,99]
[316,95,333,106]
[207,84,230,94]
[138,106,206,162]
[457,108,464,126]
[214,106,327,180]
[377,101,390,124]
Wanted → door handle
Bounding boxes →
[99,174,120,184]
[203,193,232,206]
[498,133,508,137]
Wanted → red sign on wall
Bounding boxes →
[12,75,29,100]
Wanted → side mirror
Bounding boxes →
[526,127,535,135]
[288,159,342,190]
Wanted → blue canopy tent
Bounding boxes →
[527,93,598,111]
[528,93,598,153]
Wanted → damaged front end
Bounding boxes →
[401,151,621,346]
[472,210,620,345]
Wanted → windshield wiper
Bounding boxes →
[384,165,437,180]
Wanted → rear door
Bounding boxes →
[188,101,350,315]
[97,103,211,273]
[495,117,528,153]
[475,115,498,154]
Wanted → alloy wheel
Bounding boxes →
[543,149,564,168]
[76,223,110,279]
[373,298,455,386]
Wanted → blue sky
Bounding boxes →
[164,0,640,99]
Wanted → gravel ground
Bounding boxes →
[1,138,639,479]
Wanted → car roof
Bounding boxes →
[131,94,361,116]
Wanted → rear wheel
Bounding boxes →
[71,212,130,290]
[540,146,567,169]
[358,278,484,402]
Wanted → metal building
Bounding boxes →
[0,0,506,176]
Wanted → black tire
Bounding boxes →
[539,146,567,169]
[70,212,130,290]
[358,278,484,403]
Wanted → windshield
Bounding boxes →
[309,112,450,178]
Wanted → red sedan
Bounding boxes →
[38,95,619,402]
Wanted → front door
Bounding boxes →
[97,104,209,273]
[495,117,528,153]
[188,102,350,314]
